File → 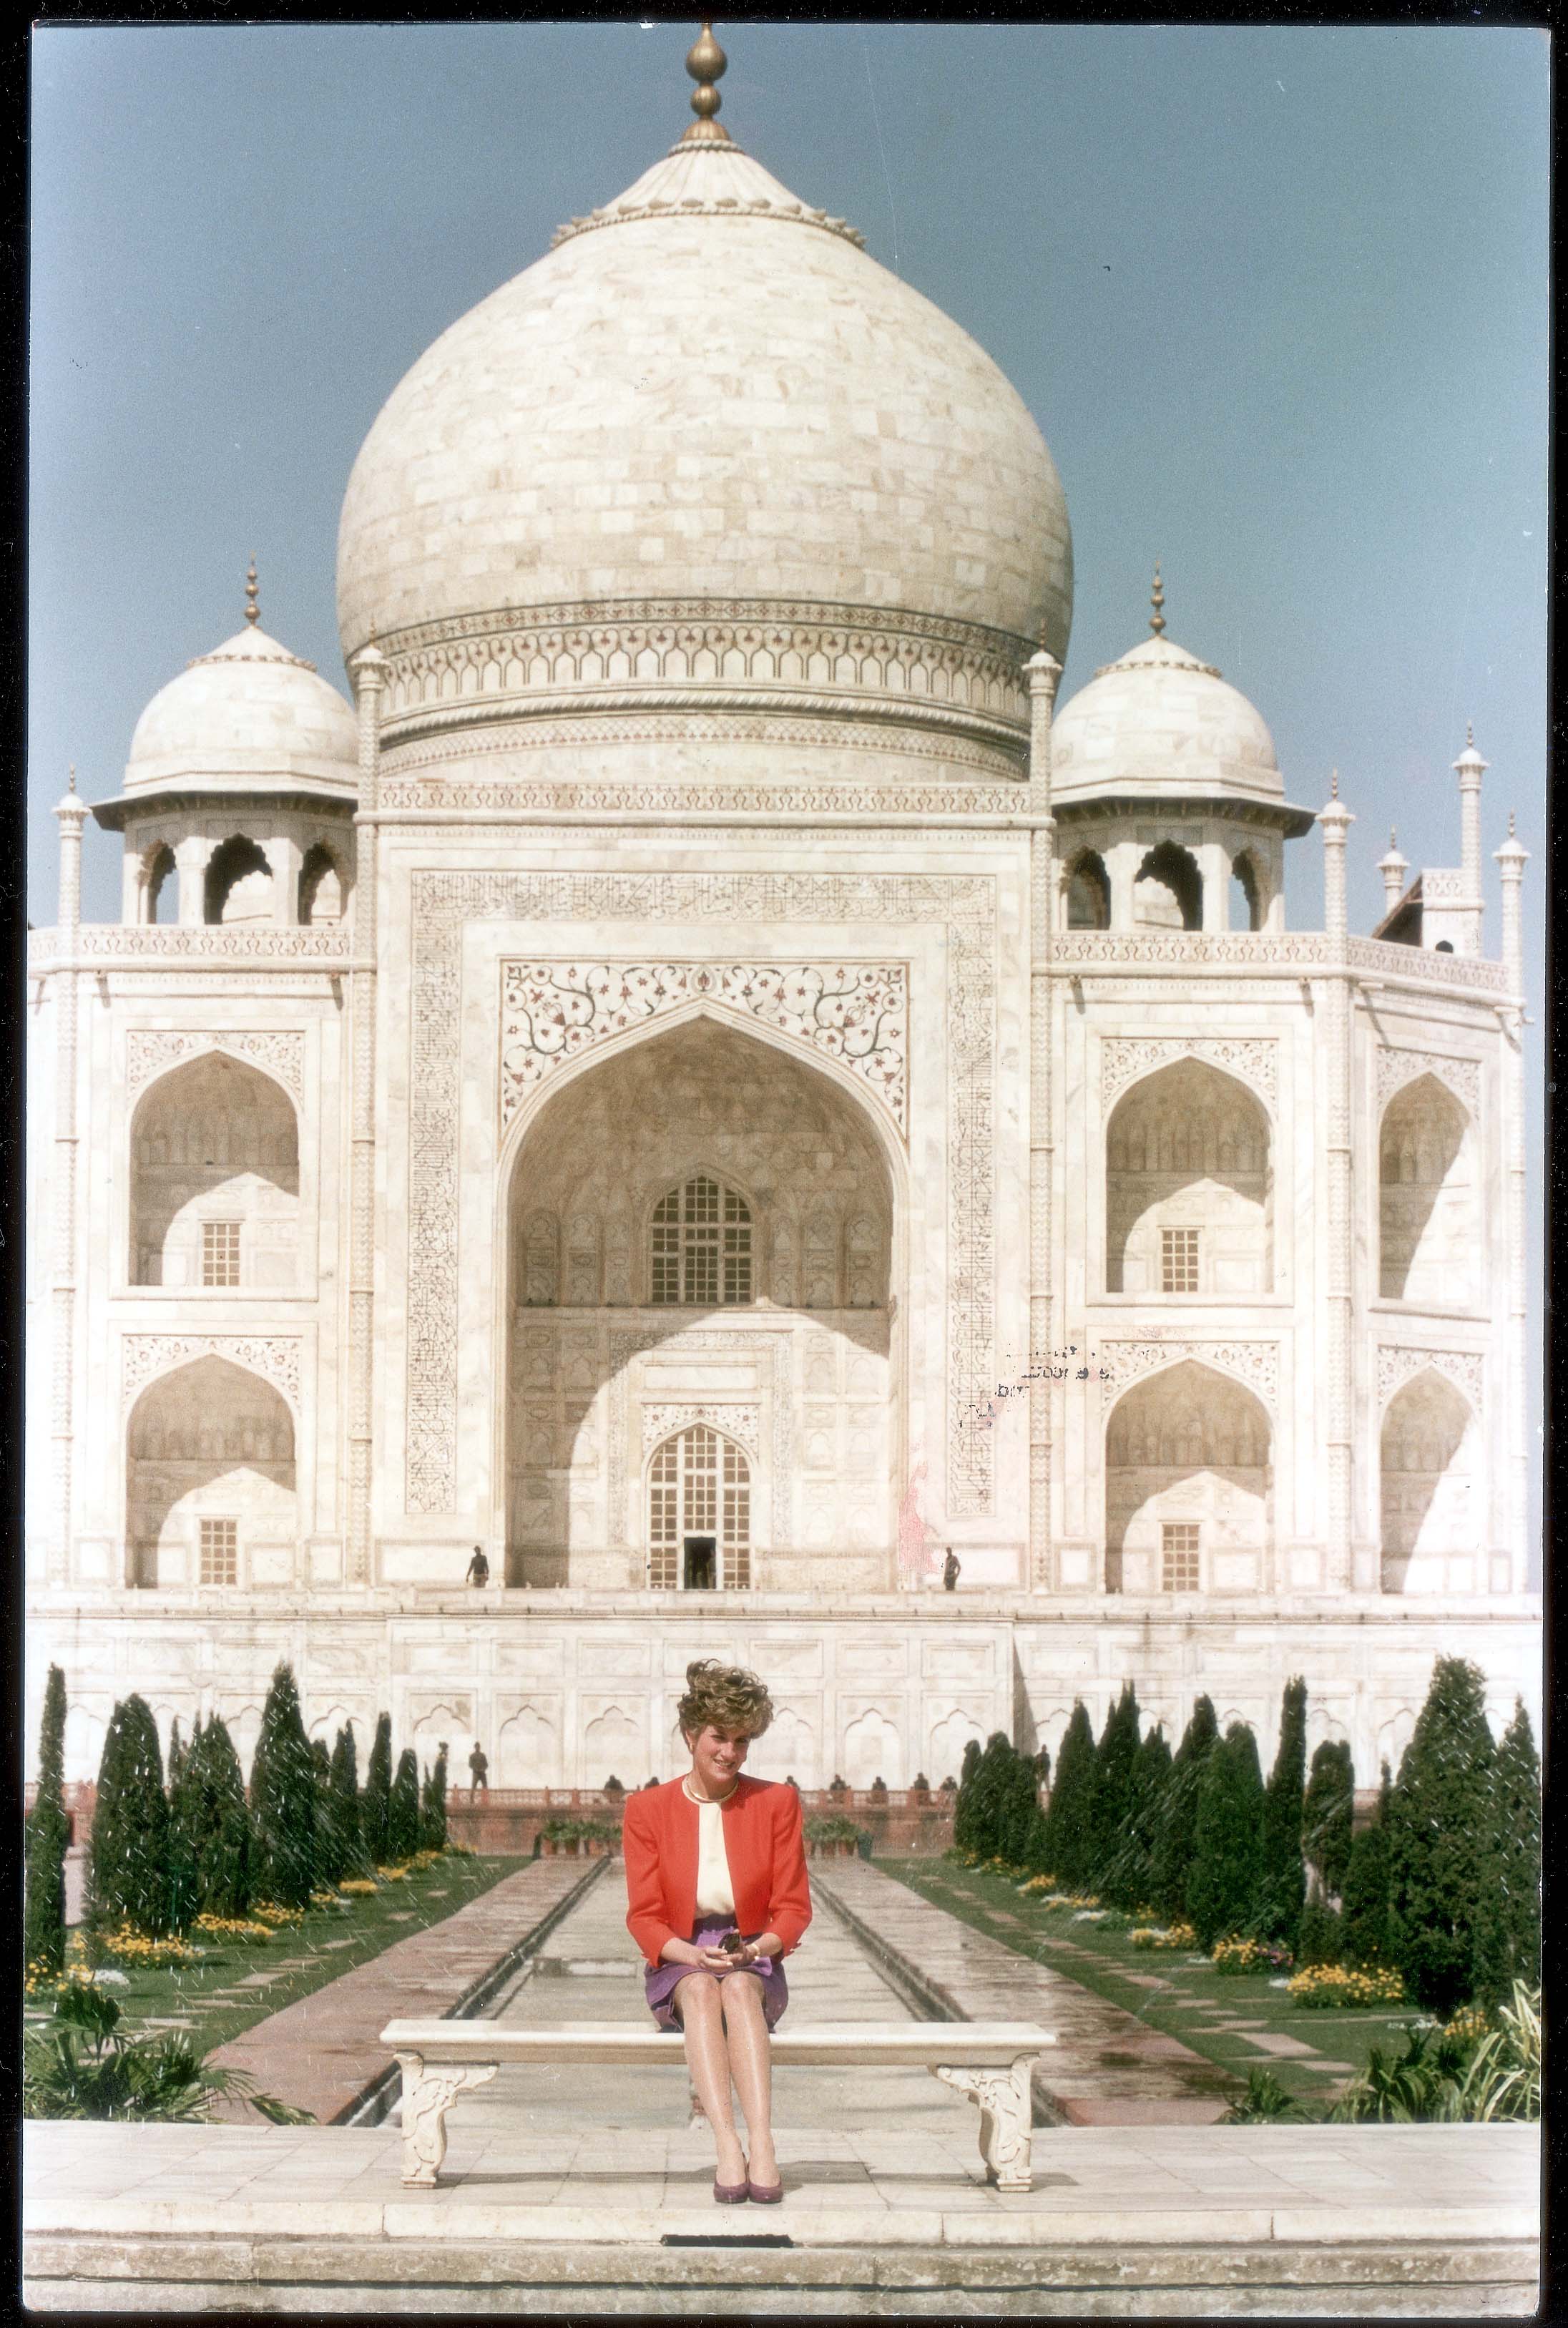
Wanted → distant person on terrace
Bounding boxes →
[622,1659,811,2206]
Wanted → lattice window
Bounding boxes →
[1160,1226,1199,1293]
[650,1176,752,1305]
[647,1425,752,1589]
[199,1517,238,1587]
[201,1220,242,1287]
[1161,1522,1200,1591]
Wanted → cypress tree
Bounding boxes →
[329,1726,368,1879]
[1043,1703,1099,1889]
[1341,1764,1393,1967]
[1150,1695,1218,1923]
[1187,1721,1266,1946]
[311,1737,342,1889]
[1386,1657,1506,2014]
[363,1713,393,1867]
[1492,1699,1541,1987]
[1295,1895,1343,1965]
[951,1738,983,1854]
[1301,1741,1355,1904]
[1089,1683,1142,1888]
[167,1716,203,1932]
[1255,1678,1308,1945]
[419,1742,450,1852]
[996,1747,1042,1868]
[1099,1724,1173,1910]
[966,1733,1014,1861]
[191,1714,257,1918]
[388,1748,421,1863]
[86,1694,171,1937]
[24,1665,72,1977]
[167,1717,187,1789]
[249,1664,320,1909]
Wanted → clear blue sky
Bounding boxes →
[29,23,1548,1561]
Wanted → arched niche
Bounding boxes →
[927,1708,985,1786]
[582,1703,645,1789]
[204,835,273,926]
[501,1012,897,1592]
[140,843,177,926]
[1104,1359,1272,1594]
[1381,1369,1481,1593]
[1379,1075,1476,1306]
[843,1707,903,1789]
[1133,841,1202,931]
[126,1356,296,1590]
[1064,850,1111,930]
[747,1703,818,1789]
[1105,1059,1272,1295]
[298,841,350,926]
[1230,848,1264,931]
[494,1702,555,1787]
[129,1052,300,1288]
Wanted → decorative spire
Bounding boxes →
[67,762,76,793]
[1466,720,1474,747]
[1509,808,1516,837]
[245,559,260,627]
[680,21,732,145]
[1149,562,1165,636]
[1389,826,1396,848]
[1331,767,1339,801]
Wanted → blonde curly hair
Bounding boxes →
[677,1658,773,1742]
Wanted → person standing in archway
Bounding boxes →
[468,1741,489,1796]
[466,1543,489,1587]
[943,1546,961,1592]
[622,1659,810,2205]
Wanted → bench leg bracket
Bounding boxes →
[933,2063,1033,2193]
[396,2053,498,2188]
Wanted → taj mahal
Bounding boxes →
[25,29,1540,1794]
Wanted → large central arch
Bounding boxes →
[498,1009,903,1590]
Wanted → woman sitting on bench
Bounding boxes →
[622,1658,811,2206]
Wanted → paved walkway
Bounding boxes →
[205,1858,600,2125]
[816,1859,1238,2124]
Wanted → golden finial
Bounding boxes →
[680,21,732,144]
[1150,563,1165,637]
[245,559,260,626]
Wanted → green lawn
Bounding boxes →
[32,1854,524,2057]
[881,1857,1424,2108]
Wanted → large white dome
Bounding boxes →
[335,136,1072,668]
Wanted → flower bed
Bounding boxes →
[1212,1936,1295,1977]
[95,1924,202,1969]
[1130,1921,1197,1951]
[1287,1962,1405,2008]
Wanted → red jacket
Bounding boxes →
[622,1775,812,1967]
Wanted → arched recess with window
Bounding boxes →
[129,1052,300,1288]
[500,1009,900,1592]
[1378,1074,1476,1306]
[204,835,274,924]
[125,1356,296,1590]
[1380,1368,1481,1593]
[298,841,351,925]
[1104,1359,1272,1594]
[646,1422,752,1591]
[1105,1059,1272,1294]
[1133,841,1202,929]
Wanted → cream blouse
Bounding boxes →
[683,1778,736,1918]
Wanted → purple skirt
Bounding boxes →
[645,1916,790,2034]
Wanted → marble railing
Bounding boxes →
[1054,930,1509,992]
[29,924,355,965]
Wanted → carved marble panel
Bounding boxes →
[1376,1345,1484,1412]
[1101,1035,1278,1114]
[1097,1337,1279,1412]
[1375,1047,1481,1118]
[126,1029,305,1104]
[640,1404,760,1457]
[122,1333,302,1412]
[501,961,907,1133]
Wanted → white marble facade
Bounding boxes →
[26,78,1539,1791]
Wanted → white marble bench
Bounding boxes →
[379,2018,1055,2192]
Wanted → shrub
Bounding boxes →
[1042,1703,1098,1889]
[1149,1696,1217,1922]
[1187,1721,1265,1947]
[997,1746,1044,1870]
[25,1666,71,1979]
[1295,1896,1343,1967]
[1088,1683,1141,1887]
[1341,1762,1392,1967]
[1099,1725,1173,1910]
[87,1696,171,1939]
[1452,1982,1539,2121]
[1301,1739,1354,1904]
[1225,2068,1315,2123]
[249,1666,319,1910]
[387,1749,421,1863]
[328,1726,368,1883]
[172,1715,255,1922]
[419,1743,450,1853]
[1386,1657,1506,2015]
[362,1715,393,1869]
[1327,2018,1473,2121]
[310,1738,340,1889]
[964,1733,1014,1863]
[1492,1701,1540,1987]
[1286,1963,1404,2009]
[23,1978,300,2125]
[1255,1677,1307,1947]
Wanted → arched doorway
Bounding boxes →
[129,1052,299,1288]
[1104,1359,1272,1593]
[1379,1075,1476,1306]
[501,1013,898,1590]
[1381,1369,1481,1592]
[125,1356,296,1589]
[1105,1060,1272,1295]
[647,1422,750,1590]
